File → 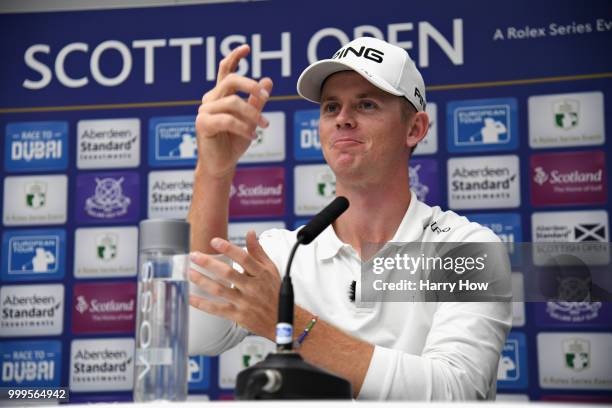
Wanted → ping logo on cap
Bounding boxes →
[414,88,425,110]
[332,46,385,64]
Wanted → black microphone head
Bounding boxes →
[297,196,349,245]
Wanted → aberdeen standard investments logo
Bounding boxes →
[72,282,136,334]
[0,284,64,337]
[76,172,139,224]
[70,338,134,391]
[2,229,65,282]
[77,118,140,169]
[448,155,520,209]
[530,151,607,206]
[5,121,68,173]
[0,340,61,387]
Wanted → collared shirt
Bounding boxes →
[189,191,512,400]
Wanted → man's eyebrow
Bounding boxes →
[320,95,339,102]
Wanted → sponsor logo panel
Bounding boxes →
[497,331,528,390]
[535,302,612,328]
[72,282,137,334]
[293,109,322,161]
[218,335,275,389]
[529,91,605,148]
[1,229,65,282]
[3,175,67,226]
[69,338,134,392]
[409,158,440,206]
[188,355,211,391]
[538,333,612,390]
[148,116,197,167]
[531,210,609,265]
[5,121,68,172]
[240,112,285,163]
[77,118,140,169]
[148,170,193,219]
[74,226,138,279]
[469,212,522,265]
[447,98,518,153]
[228,221,286,247]
[0,340,61,387]
[75,172,140,224]
[447,155,520,209]
[229,167,285,218]
[530,151,607,207]
[294,164,336,216]
[414,102,438,155]
[0,284,64,337]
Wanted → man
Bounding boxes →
[187,37,511,400]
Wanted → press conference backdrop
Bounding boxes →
[0,0,611,403]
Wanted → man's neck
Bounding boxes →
[333,176,412,257]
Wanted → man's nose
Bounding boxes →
[335,106,356,129]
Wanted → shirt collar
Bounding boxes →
[314,190,434,261]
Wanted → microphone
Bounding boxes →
[235,197,352,400]
[297,196,349,245]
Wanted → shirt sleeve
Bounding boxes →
[188,254,249,356]
[358,300,511,400]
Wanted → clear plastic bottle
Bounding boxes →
[134,219,190,402]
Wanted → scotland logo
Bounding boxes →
[25,181,46,209]
[85,178,131,218]
[547,301,601,323]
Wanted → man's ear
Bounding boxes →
[406,111,430,150]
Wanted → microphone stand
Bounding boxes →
[235,200,353,399]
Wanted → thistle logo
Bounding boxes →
[75,296,89,314]
[85,177,131,218]
[409,164,429,202]
[96,233,118,261]
[553,99,579,130]
[533,166,549,186]
[25,181,46,209]
[316,170,336,198]
[547,301,601,323]
[563,338,590,372]
[229,184,237,198]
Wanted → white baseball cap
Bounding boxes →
[297,37,426,112]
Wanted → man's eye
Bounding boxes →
[359,101,376,109]
[323,103,339,113]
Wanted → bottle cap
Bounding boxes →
[139,219,190,253]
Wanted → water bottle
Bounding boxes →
[134,219,190,402]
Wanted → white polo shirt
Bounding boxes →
[189,191,512,400]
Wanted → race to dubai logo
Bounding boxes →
[316,169,336,198]
[553,99,579,130]
[25,181,46,209]
[85,177,131,218]
[96,233,118,261]
[409,164,429,202]
[563,338,590,372]
[547,301,602,323]
[0,340,62,387]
